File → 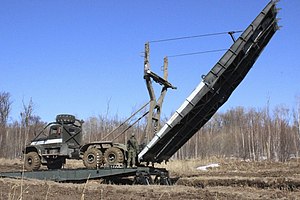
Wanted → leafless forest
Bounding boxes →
[1,91,300,162]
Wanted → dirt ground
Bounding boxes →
[1,159,300,200]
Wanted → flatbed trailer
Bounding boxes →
[0,167,170,184]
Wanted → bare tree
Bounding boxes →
[19,98,35,154]
[0,92,12,127]
[0,92,12,157]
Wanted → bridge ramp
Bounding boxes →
[139,1,279,163]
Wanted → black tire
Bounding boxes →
[83,148,103,169]
[56,114,76,124]
[24,152,41,171]
[104,147,124,165]
[46,158,64,170]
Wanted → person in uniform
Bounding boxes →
[127,133,139,168]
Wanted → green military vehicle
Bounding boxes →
[23,114,127,171]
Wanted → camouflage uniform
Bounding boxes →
[127,135,139,167]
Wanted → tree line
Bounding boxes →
[1,91,300,162]
[173,105,300,162]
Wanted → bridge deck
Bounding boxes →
[139,1,279,163]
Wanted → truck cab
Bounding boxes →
[23,114,84,170]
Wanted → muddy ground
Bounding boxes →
[0,160,300,199]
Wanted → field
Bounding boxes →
[0,158,300,199]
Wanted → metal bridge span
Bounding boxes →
[139,1,279,163]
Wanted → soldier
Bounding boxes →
[127,133,139,168]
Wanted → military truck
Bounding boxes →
[23,114,128,171]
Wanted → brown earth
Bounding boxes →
[1,159,300,199]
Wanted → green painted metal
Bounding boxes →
[0,167,167,183]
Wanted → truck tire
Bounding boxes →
[56,114,76,124]
[83,148,103,169]
[46,158,64,170]
[104,147,124,165]
[24,152,41,171]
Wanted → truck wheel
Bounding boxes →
[24,152,41,171]
[56,114,76,124]
[104,147,124,165]
[83,148,103,169]
[46,158,64,170]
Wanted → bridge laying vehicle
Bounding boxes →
[2,1,279,183]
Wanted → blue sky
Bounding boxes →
[1,0,299,123]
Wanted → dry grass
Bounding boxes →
[64,159,85,169]
[0,158,85,170]
[0,177,202,200]
[155,157,300,177]
[1,158,300,199]
[2,157,299,176]
[0,158,22,166]
[63,157,226,173]
[155,156,224,176]
[3,177,298,200]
